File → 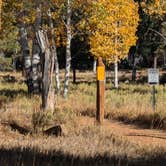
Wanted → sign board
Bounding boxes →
[97,66,105,81]
[148,68,159,84]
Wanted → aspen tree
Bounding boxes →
[47,9,60,93]
[139,0,166,68]
[52,0,92,98]
[142,0,166,15]
[89,0,139,86]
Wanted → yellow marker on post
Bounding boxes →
[97,66,105,81]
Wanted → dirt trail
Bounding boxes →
[77,116,166,147]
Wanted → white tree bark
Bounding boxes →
[55,52,60,92]
[93,58,97,74]
[114,22,118,89]
[19,23,32,93]
[63,0,72,98]
[48,9,60,93]
[32,5,42,94]
[114,61,118,88]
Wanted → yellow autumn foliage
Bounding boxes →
[89,0,139,63]
[143,0,166,15]
[51,0,92,47]
[0,0,2,30]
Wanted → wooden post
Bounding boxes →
[152,60,157,112]
[96,57,105,124]
[152,85,156,111]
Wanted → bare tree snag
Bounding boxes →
[19,23,32,93]
[37,30,55,110]
[32,5,42,94]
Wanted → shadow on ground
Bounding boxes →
[1,75,17,83]
[0,89,28,109]
[0,147,166,166]
[0,89,27,99]
[105,112,166,130]
[2,121,62,136]
[79,108,166,131]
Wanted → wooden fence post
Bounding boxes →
[96,57,105,124]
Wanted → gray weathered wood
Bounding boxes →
[19,23,32,93]
[31,5,42,94]
[37,30,54,110]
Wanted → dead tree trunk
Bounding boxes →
[63,0,72,98]
[41,47,51,110]
[31,5,42,94]
[37,30,52,110]
[19,23,32,93]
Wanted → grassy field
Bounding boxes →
[1,71,166,165]
[60,71,166,130]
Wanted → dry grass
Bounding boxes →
[56,80,166,130]
[0,121,166,165]
[2,71,166,130]
[1,71,166,165]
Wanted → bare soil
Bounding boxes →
[77,116,166,147]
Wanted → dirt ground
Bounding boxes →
[77,116,166,147]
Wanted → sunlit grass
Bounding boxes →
[1,71,166,130]
[1,71,166,164]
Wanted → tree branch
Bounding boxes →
[148,28,166,41]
